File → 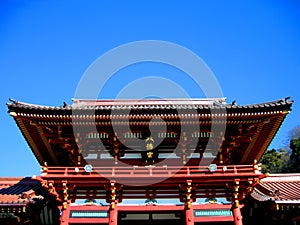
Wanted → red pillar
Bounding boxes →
[232,205,243,225]
[109,204,118,225]
[185,205,194,225]
[60,205,69,225]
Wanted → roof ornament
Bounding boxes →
[281,96,291,103]
[62,102,69,108]
[213,100,227,107]
[9,98,18,104]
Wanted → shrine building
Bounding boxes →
[0,97,297,225]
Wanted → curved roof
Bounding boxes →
[251,174,300,205]
[7,97,292,111]
[6,98,293,166]
[0,177,45,208]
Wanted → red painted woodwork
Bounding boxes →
[185,206,194,225]
[7,98,293,166]
[5,97,293,224]
[109,206,117,225]
[232,206,243,225]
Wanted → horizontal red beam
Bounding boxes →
[41,165,261,179]
[194,216,234,222]
[67,217,109,224]
[67,204,232,212]
[38,166,264,195]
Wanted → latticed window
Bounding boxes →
[87,132,109,139]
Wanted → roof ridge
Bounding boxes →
[6,97,293,109]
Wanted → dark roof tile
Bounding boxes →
[0,177,43,206]
[7,98,293,111]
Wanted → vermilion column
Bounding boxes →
[60,205,69,225]
[232,205,243,225]
[109,204,118,225]
[185,205,194,225]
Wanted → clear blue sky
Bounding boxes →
[0,1,299,176]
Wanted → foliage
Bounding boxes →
[260,125,300,173]
[284,127,300,172]
[260,148,289,173]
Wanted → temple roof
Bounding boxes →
[7,97,292,110]
[251,174,300,205]
[0,177,45,208]
[7,97,293,166]
[9,98,228,110]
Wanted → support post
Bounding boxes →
[107,180,118,225]
[184,180,194,225]
[109,204,118,225]
[185,205,194,225]
[232,179,243,225]
[232,205,243,225]
[59,205,69,225]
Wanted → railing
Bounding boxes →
[40,163,261,178]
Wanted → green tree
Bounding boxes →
[260,125,300,173]
[260,148,289,173]
[284,126,300,172]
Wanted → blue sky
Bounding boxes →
[0,1,299,176]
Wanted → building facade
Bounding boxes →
[1,97,295,225]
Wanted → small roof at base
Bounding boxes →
[251,174,300,205]
[0,177,46,208]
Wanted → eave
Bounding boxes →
[7,98,293,166]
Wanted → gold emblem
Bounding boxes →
[147,151,153,158]
[145,136,154,150]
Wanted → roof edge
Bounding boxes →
[6,97,293,109]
